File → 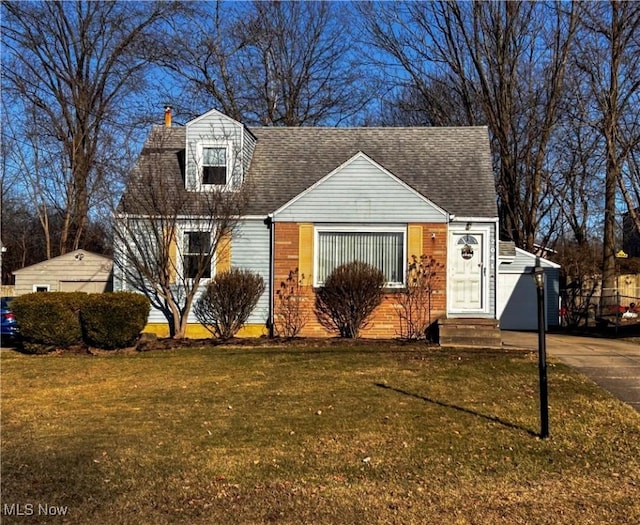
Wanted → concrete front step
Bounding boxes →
[438,318,502,348]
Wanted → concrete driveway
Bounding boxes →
[501,331,640,413]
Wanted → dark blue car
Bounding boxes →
[1,297,19,344]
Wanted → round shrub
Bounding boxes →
[80,292,150,349]
[314,261,385,338]
[194,268,265,340]
[11,292,89,353]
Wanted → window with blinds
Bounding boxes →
[316,229,405,286]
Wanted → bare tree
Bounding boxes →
[1,0,177,255]
[624,150,640,232]
[572,1,640,301]
[395,255,443,341]
[555,238,602,328]
[274,268,309,339]
[528,70,607,257]
[159,1,370,126]
[113,127,248,339]
[372,78,484,128]
[361,1,577,251]
[2,100,62,260]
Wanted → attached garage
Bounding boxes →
[497,242,561,331]
[12,250,113,295]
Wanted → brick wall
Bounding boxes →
[273,222,448,338]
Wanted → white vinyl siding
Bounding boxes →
[274,155,447,224]
[315,226,406,287]
[230,220,270,325]
[185,109,247,191]
[144,219,270,326]
[498,247,561,329]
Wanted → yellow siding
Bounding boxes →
[143,323,171,338]
[298,224,314,281]
[168,229,177,284]
[143,323,267,339]
[216,232,232,273]
[234,324,268,337]
[408,225,423,258]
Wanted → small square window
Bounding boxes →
[202,147,226,185]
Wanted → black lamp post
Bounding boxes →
[532,266,549,439]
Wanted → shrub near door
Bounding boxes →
[80,293,150,349]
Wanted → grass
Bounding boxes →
[1,342,639,524]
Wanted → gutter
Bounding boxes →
[264,214,275,338]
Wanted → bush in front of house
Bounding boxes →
[395,254,443,341]
[194,268,265,340]
[10,292,89,353]
[274,268,309,338]
[314,261,385,338]
[80,292,150,349]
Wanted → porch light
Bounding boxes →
[531,266,549,439]
[532,266,545,289]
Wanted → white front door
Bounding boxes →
[450,232,484,311]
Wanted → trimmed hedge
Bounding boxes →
[10,292,150,353]
[11,292,89,353]
[80,292,150,349]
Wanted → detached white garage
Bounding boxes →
[12,250,113,295]
[497,242,561,331]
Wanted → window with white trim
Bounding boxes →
[202,146,227,185]
[183,231,211,279]
[315,227,406,287]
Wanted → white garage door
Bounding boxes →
[498,273,539,331]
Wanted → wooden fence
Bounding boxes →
[1,285,15,297]
[617,274,640,304]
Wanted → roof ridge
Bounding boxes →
[248,125,488,131]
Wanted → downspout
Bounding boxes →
[264,214,275,338]
[446,213,455,319]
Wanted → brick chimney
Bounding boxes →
[164,106,172,127]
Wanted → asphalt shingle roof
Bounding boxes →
[121,124,498,218]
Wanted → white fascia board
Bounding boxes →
[272,151,449,219]
[515,247,561,268]
[185,108,244,129]
[115,213,262,221]
[450,216,500,223]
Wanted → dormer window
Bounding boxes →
[202,147,227,185]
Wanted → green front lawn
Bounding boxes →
[1,342,639,524]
